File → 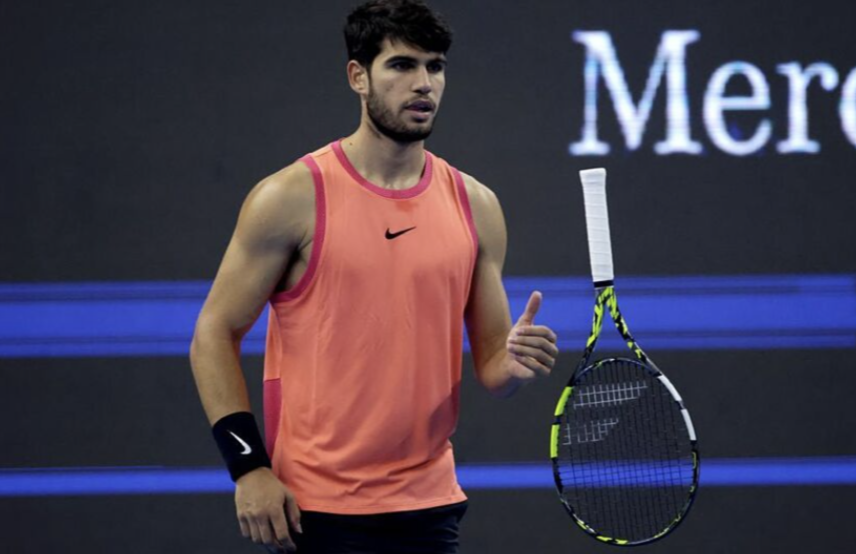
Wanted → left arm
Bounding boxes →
[461,173,559,398]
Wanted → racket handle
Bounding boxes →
[579,168,614,284]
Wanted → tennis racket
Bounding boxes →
[550,168,700,546]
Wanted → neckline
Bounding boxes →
[331,139,433,199]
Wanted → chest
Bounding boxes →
[322,185,473,286]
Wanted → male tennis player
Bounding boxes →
[190,1,559,552]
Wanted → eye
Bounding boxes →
[391,61,414,71]
[428,62,445,73]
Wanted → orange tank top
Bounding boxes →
[262,140,478,514]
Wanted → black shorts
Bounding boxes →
[292,501,468,554]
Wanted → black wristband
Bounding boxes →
[212,411,272,482]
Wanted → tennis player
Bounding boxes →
[189,1,559,552]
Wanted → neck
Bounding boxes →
[339,124,426,190]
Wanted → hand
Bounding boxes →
[505,291,559,382]
[235,467,301,553]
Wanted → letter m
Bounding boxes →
[570,31,702,156]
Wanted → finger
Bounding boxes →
[238,516,250,539]
[257,516,280,550]
[512,324,558,343]
[511,353,551,377]
[508,342,556,369]
[285,495,303,535]
[508,336,559,358]
[516,291,542,326]
[271,505,296,551]
[248,519,263,545]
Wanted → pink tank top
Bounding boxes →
[263,140,478,514]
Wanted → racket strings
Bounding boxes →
[556,359,695,543]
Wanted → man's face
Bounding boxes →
[364,39,447,143]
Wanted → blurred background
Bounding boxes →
[2,0,855,552]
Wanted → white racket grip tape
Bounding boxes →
[579,168,614,283]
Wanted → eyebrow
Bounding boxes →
[384,55,447,66]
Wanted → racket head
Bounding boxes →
[551,357,699,546]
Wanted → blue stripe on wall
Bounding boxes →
[2,457,855,496]
[1,275,854,357]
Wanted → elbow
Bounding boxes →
[189,322,207,374]
[189,328,202,367]
[189,315,211,364]
[189,316,237,370]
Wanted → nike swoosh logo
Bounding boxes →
[228,431,252,455]
[385,226,416,240]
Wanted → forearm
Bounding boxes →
[476,347,526,398]
[190,322,252,425]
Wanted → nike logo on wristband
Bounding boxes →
[228,431,252,455]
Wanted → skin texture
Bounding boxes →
[190,38,558,553]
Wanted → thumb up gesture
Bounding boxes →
[505,291,559,381]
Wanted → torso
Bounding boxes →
[263,141,478,513]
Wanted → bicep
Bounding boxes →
[463,177,513,374]
[197,166,312,338]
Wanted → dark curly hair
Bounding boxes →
[344,0,453,68]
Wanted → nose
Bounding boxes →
[413,66,432,94]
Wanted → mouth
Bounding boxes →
[404,100,435,114]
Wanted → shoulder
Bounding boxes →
[456,170,505,229]
[457,171,501,213]
[246,160,315,213]
[235,160,315,247]
[455,170,507,255]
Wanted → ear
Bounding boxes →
[347,60,370,95]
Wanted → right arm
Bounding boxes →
[189,161,314,553]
